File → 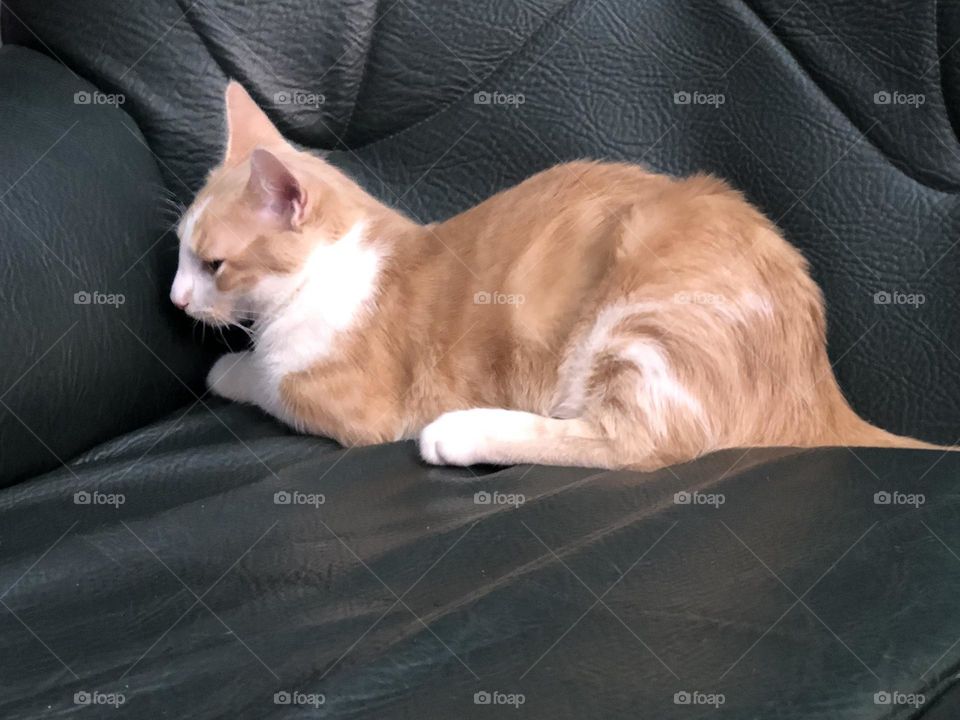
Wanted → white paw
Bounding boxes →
[206,352,252,402]
[419,410,492,466]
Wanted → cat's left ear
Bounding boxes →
[224,81,286,166]
[245,148,307,229]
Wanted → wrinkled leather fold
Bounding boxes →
[1,403,959,718]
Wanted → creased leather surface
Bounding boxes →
[0,404,959,719]
[3,0,959,443]
[0,47,217,486]
[2,3,960,718]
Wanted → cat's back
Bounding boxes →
[507,160,811,286]
[453,159,776,247]
[505,159,673,207]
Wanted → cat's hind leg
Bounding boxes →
[418,408,621,469]
[418,311,723,471]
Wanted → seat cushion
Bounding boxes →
[1,405,959,717]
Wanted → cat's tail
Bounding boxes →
[834,417,954,451]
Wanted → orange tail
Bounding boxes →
[838,420,952,451]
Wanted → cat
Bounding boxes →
[169,81,944,471]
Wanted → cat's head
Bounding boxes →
[170,82,363,326]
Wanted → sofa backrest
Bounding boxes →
[3,0,959,449]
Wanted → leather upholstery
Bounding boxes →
[1,2,959,718]
[0,47,217,486]
[4,0,959,445]
[2,406,960,718]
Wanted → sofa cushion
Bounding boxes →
[0,403,958,718]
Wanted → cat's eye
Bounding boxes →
[203,259,224,274]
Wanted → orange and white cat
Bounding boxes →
[170,81,942,471]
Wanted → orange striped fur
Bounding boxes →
[168,82,945,471]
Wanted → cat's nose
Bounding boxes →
[170,288,192,310]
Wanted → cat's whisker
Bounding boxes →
[226,320,255,339]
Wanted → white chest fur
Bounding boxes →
[254,222,382,379]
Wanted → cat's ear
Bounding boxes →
[245,148,307,228]
[224,81,285,165]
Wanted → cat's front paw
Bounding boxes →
[419,411,488,466]
[207,352,253,402]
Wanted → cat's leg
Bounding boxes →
[419,333,718,471]
[419,408,621,468]
[207,351,281,414]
